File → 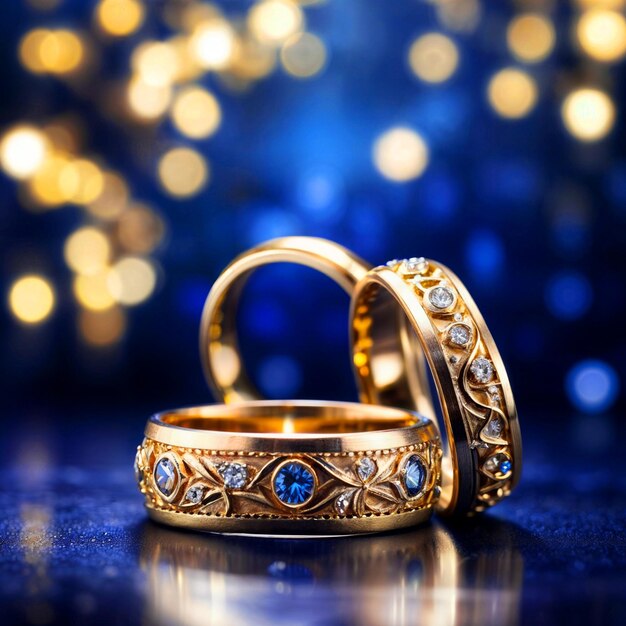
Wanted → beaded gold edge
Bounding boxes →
[135,436,442,520]
[359,257,516,512]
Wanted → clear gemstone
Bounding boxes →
[356,457,376,481]
[449,324,471,346]
[403,455,427,497]
[386,258,401,268]
[218,462,248,489]
[185,485,204,504]
[484,417,503,438]
[484,453,512,477]
[273,461,315,506]
[154,457,178,497]
[402,257,428,274]
[488,385,499,394]
[470,357,495,383]
[454,313,463,322]
[428,286,455,309]
[335,491,352,515]
[449,355,459,364]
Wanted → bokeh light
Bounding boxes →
[158,147,209,197]
[577,9,626,63]
[96,0,145,37]
[373,127,430,182]
[566,359,620,414]
[132,41,179,87]
[28,153,73,207]
[189,18,235,70]
[64,227,111,275]
[487,68,538,119]
[73,271,115,311]
[0,126,47,180]
[229,35,277,80]
[408,33,459,83]
[107,257,157,306]
[62,159,105,204]
[280,32,327,78]
[79,307,127,347]
[561,88,615,142]
[507,13,555,63]
[171,86,221,139]
[127,77,172,120]
[117,204,165,253]
[21,29,84,75]
[248,0,304,45]
[8,275,55,325]
[545,271,593,320]
[465,229,504,282]
[436,0,481,33]
[88,172,129,219]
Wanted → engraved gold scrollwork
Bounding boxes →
[388,259,515,512]
[136,438,442,520]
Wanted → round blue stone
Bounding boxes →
[403,455,426,497]
[273,461,315,506]
[499,459,512,475]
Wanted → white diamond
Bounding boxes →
[335,491,352,515]
[470,357,495,383]
[454,313,463,322]
[356,457,376,481]
[386,258,402,268]
[449,324,471,346]
[428,286,455,309]
[402,257,428,274]
[185,485,204,504]
[484,418,503,438]
[218,462,248,489]
[488,385,498,394]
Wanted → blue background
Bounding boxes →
[0,0,624,419]
[1,2,626,625]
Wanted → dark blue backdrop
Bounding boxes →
[0,0,624,420]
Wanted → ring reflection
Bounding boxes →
[139,520,523,626]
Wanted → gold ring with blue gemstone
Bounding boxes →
[351,258,522,516]
[135,401,442,534]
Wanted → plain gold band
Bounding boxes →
[136,401,442,535]
[199,237,370,403]
[351,260,521,516]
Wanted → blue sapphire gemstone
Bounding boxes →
[499,459,512,475]
[154,457,178,497]
[273,461,315,506]
[403,455,426,497]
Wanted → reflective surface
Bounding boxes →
[1,413,625,625]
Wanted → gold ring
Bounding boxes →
[135,401,442,534]
[199,237,370,402]
[351,258,522,515]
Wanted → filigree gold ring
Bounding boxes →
[199,236,370,403]
[351,258,522,515]
[135,401,442,534]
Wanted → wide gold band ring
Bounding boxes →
[135,401,442,534]
[351,258,522,515]
[199,237,370,402]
